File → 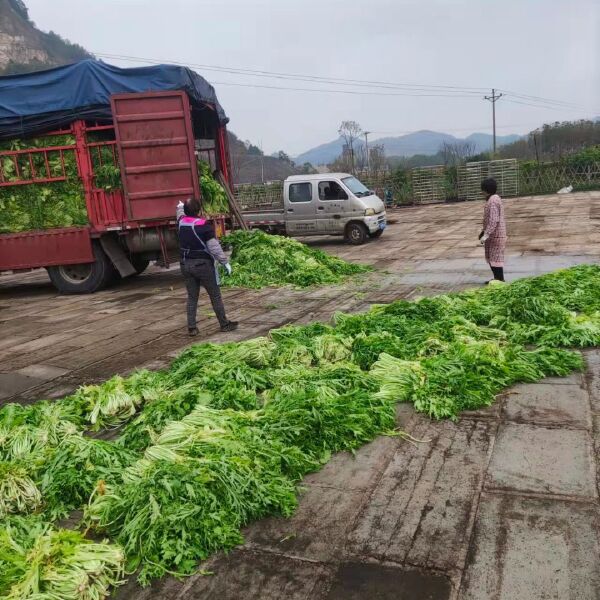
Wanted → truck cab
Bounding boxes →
[284,173,387,244]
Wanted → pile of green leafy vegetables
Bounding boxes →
[0,515,125,599]
[1,264,599,596]
[197,159,230,215]
[0,135,88,233]
[220,229,371,288]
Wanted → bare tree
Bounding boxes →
[338,121,362,174]
[439,140,477,166]
[369,144,386,176]
[354,145,367,173]
[328,149,352,173]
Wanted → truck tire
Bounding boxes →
[345,222,368,245]
[129,254,150,275]
[47,242,116,294]
[370,229,384,239]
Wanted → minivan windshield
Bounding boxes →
[341,176,372,197]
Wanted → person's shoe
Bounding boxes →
[188,327,199,337]
[220,320,239,332]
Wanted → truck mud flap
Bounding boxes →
[100,236,136,277]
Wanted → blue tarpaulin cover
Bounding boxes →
[0,59,228,140]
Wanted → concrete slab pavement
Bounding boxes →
[2,192,600,598]
[460,494,600,600]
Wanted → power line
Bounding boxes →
[497,89,585,110]
[212,81,597,117]
[94,51,596,112]
[502,98,596,112]
[1,46,592,111]
[93,52,488,95]
[210,80,480,98]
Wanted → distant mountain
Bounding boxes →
[373,130,457,158]
[293,137,354,168]
[295,130,523,165]
[465,132,522,150]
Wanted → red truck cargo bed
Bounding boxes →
[0,228,93,271]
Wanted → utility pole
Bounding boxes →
[259,140,265,184]
[484,89,503,155]
[533,133,540,165]
[364,131,371,174]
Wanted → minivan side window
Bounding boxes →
[318,181,348,201]
[288,182,313,203]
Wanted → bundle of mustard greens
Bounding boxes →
[220,229,370,288]
[0,515,125,599]
[1,265,599,593]
[197,160,229,215]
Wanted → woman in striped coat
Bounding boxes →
[479,178,507,283]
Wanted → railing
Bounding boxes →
[0,144,77,186]
[83,126,126,226]
[231,160,600,207]
[519,162,600,195]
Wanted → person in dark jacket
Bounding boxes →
[177,198,238,336]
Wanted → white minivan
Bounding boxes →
[242,173,387,245]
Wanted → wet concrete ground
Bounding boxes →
[1,191,600,598]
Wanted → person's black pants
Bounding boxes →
[490,266,505,281]
[181,259,227,328]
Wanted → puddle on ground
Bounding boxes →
[325,562,451,600]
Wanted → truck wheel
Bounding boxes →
[47,242,116,294]
[129,255,150,275]
[345,222,368,245]
[370,229,384,239]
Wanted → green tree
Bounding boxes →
[277,151,294,166]
[498,120,599,162]
[8,0,29,20]
[246,143,262,156]
[300,162,316,174]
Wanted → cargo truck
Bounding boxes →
[241,173,387,245]
[0,60,233,293]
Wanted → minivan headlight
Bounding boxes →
[364,208,375,216]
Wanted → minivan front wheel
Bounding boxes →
[345,222,368,245]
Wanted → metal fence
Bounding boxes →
[232,160,600,207]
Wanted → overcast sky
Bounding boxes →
[27,0,599,155]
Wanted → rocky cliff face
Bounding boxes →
[0,1,48,68]
[0,0,90,74]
